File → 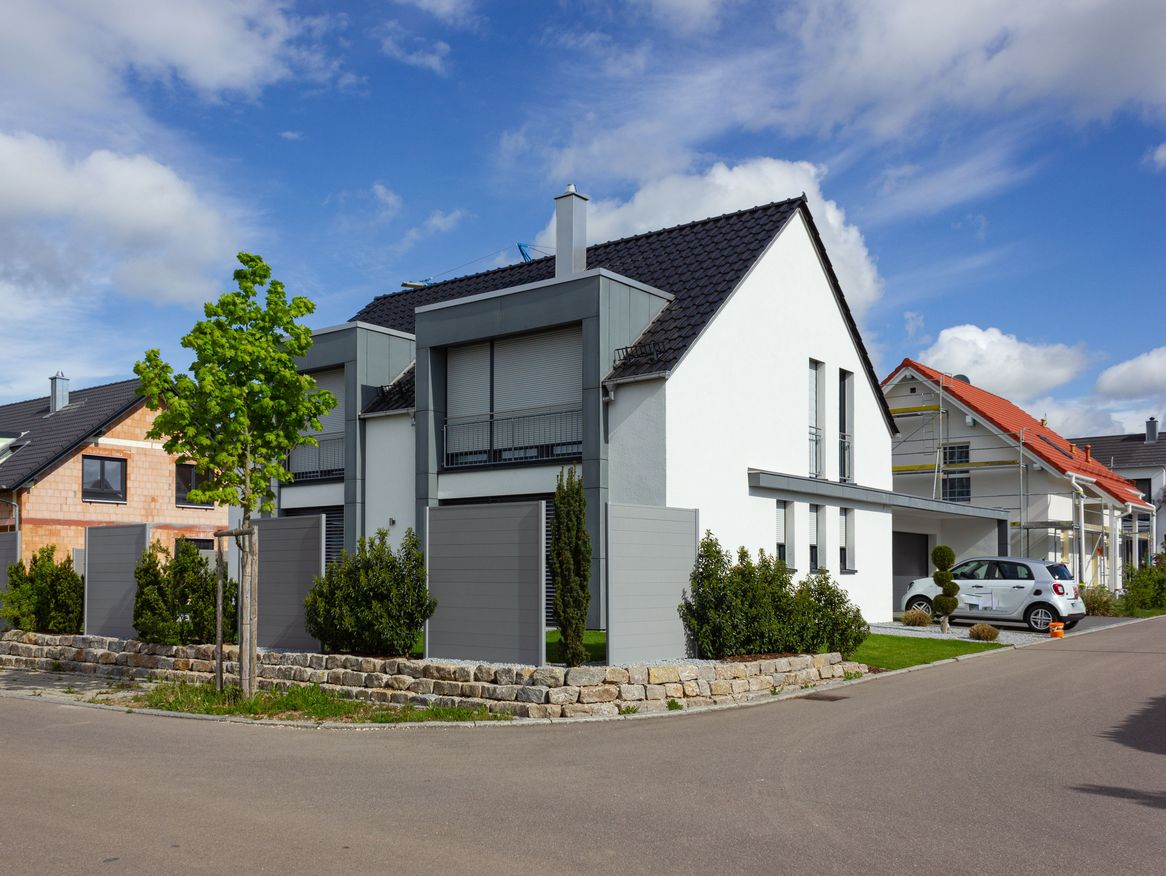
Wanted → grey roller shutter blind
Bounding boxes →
[808,504,819,545]
[493,326,582,413]
[447,342,492,419]
[311,369,345,434]
[775,501,786,544]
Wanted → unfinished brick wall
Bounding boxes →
[12,404,227,566]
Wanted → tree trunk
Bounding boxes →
[238,528,253,696]
[247,525,258,694]
[940,615,950,634]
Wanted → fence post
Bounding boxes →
[214,538,224,692]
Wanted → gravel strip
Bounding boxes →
[870,622,1043,647]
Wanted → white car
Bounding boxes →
[901,556,1087,633]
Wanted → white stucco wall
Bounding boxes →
[607,378,666,506]
[363,413,415,546]
[660,210,894,620]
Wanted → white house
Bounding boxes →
[281,187,955,624]
[883,359,1153,595]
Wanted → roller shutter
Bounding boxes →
[492,326,582,413]
[310,369,346,434]
[446,342,492,419]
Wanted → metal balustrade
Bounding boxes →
[839,432,853,483]
[444,407,583,468]
[809,425,824,478]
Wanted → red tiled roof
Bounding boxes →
[884,358,1153,510]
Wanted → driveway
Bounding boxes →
[1,617,1163,875]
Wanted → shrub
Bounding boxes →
[304,528,435,656]
[678,532,792,659]
[1121,564,1166,612]
[679,534,866,659]
[968,623,999,642]
[901,609,933,627]
[0,545,83,634]
[1080,585,1116,617]
[931,544,959,633]
[550,466,592,667]
[785,569,870,659]
[134,539,237,645]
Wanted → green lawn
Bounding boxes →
[849,633,1005,671]
[545,629,607,664]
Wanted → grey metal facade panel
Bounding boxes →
[606,503,698,665]
[84,524,150,638]
[0,531,18,593]
[256,516,324,651]
[425,502,545,665]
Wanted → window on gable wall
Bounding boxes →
[809,503,821,571]
[82,455,126,502]
[942,442,971,503]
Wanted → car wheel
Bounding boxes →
[905,597,933,614]
[1024,603,1060,633]
[1064,619,1080,631]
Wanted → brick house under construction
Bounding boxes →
[0,374,227,585]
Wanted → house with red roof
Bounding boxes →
[882,359,1152,598]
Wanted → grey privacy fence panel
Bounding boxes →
[256,515,324,651]
[606,503,699,665]
[0,531,18,590]
[85,524,150,638]
[426,502,546,665]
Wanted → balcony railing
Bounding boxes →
[289,433,344,481]
[444,407,582,469]
[839,432,853,483]
[809,425,824,478]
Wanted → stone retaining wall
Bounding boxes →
[0,630,869,719]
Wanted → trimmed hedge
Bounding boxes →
[304,528,435,657]
[679,532,869,659]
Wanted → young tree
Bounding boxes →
[550,466,591,667]
[931,544,959,634]
[134,253,335,695]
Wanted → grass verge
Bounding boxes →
[545,629,607,664]
[850,633,1005,671]
[131,682,508,723]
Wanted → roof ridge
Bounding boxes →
[359,196,805,306]
[0,376,140,412]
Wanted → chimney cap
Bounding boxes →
[554,183,589,201]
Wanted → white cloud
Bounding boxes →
[1096,347,1166,399]
[392,0,480,29]
[633,0,734,35]
[371,182,403,220]
[279,130,304,141]
[1026,396,1128,438]
[534,158,883,318]
[379,22,451,74]
[1147,142,1166,171]
[395,207,467,254]
[903,311,926,341]
[919,324,1087,402]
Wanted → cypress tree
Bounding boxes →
[551,466,591,666]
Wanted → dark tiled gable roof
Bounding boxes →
[364,364,416,415]
[1070,431,1166,471]
[355,197,894,432]
[0,379,143,490]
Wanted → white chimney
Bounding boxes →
[1147,417,1159,444]
[554,184,588,279]
[49,371,69,413]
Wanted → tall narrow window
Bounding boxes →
[809,503,820,571]
[839,369,854,482]
[840,507,855,571]
[942,442,971,503]
[809,360,824,477]
[175,463,212,507]
[775,500,788,565]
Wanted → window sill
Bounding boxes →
[83,498,127,505]
[840,568,858,575]
[176,503,215,510]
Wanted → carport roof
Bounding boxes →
[747,469,1011,520]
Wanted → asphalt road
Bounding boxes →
[2,618,1164,875]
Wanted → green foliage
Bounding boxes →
[932,544,959,620]
[678,532,793,659]
[1080,584,1116,617]
[967,623,1000,642]
[786,569,870,658]
[134,253,336,525]
[901,608,934,627]
[550,466,591,667]
[133,540,236,645]
[304,529,435,657]
[666,698,683,711]
[679,533,868,659]
[618,704,640,715]
[1121,564,1166,612]
[0,545,83,634]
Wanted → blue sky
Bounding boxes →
[2,0,1165,436]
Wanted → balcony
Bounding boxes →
[809,425,824,478]
[444,407,582,469]
[839,432,853,483]
[289,433,344,481]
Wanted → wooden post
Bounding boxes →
[216,526,253,695]
[214,538,224,693]
[248,525,259,695]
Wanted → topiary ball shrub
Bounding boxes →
[901,609,933,627]
[931,544,959,633]
[968,623,1000,642]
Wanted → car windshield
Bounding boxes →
[1046,563,1074,580]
